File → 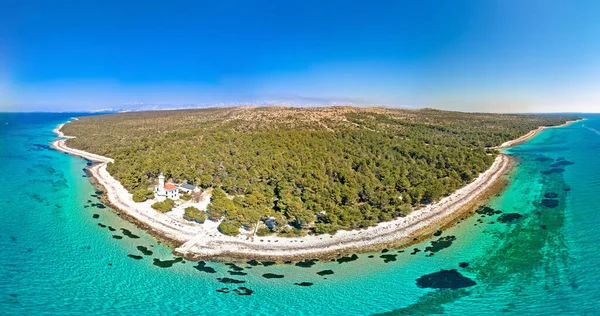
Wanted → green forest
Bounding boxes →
[62,107,578,235]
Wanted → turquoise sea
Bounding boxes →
[1,113,599,315]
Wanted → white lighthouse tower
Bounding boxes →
[154,172,167,201]
[156,172,166,196]
[154,172,179,200]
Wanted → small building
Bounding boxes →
[162,183,179,199]
[178,183,198,194]
[155,172,180,200]
[264,216,277,229]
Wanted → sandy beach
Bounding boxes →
[53,121,514,261]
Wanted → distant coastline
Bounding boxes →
[51,120,572,261]
[492,120,579,149]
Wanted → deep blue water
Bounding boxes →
[1,113,599,315]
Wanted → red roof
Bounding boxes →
[164,183,177,191]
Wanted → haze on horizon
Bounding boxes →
[1,0,599,113]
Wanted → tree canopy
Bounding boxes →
[183,206,206,223]
[63,106,578,235]
[151,199,175,213]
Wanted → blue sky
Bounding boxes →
[1,0,599,112]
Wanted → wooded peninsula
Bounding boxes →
[62,107,577,236]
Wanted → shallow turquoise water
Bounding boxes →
[1,113,599,315]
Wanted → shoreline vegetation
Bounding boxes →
[51,107,580,261]
[491,120,579,149]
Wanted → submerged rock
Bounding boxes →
[336,254,359,264]
[541,168,565,175]
[380,254,398,263]
[194,261,216,273]
[295,259,318,268]
[497,213,523,223]
[228,271,247,276]
[458,262,469,268]
[152,257,183,268]
[316,270,334,276]
[424,236,457,253]
[416,269,476,289]
[121,228,140,239]
[233,287,253,296]
[137,246,153,256]
[541,199,559,208]
[295,282,313,287]
[224,263,244,271]
[217,277,246,284]
[544,192,559,199]
[31,143,52,151]
[475,206,502,216]
[262,273,284,279]
[127,254,143,260]
[550,160,574,168]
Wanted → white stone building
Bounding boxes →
[154,172,179,200]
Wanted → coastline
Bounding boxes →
[176,154,512,261]
[493,120,579,149]
[53,121,517,261]
[52,134,202,245]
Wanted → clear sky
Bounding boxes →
[1,0,599,112]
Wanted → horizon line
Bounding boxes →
[1,105,599,115]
